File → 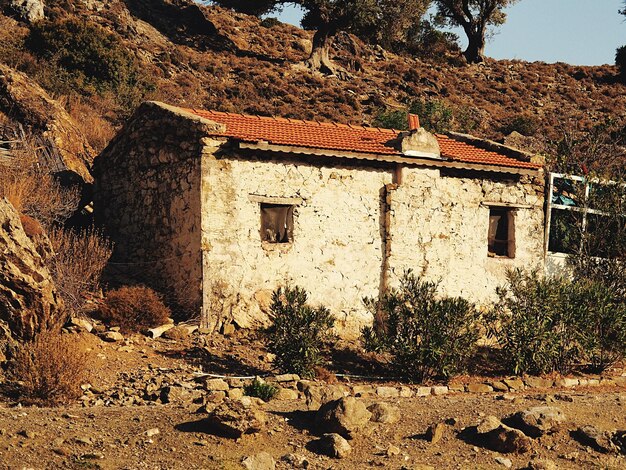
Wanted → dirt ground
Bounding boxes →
[0,330,625,470]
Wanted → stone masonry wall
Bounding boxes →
[388,168,545,305]
[93,103,224,313]
[200,151,393,336]
[200,147,545,338]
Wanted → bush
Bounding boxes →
[362,272,480,383]
[265,286,335,378]
[25,18,153,110]
[9,331,90,406]
[243,378,278,401]
[373,109,408,130]
[47,227,112,316]
[616,45,626,83]
[408,99,454,133]
[0,141,80,228]
[99,286,171,333]
[489,269,626,374]
[260,17,281,28]
[501,115,539,136]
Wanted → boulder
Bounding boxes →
[162,325,189,340]
[315,433,351,458]
[574,425,620,454]
[0,65,93,183]
[205,399,267,438]
[303,383,346,410]
[367,403,400,424]
[528,458,557,470]
[315,397,372,439]
[8,0,45,23]
[0,198,65,343]
[475,416,533,454]
[242,452,275,470]
[507,406,566,438]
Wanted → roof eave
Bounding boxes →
[237,141,541,176]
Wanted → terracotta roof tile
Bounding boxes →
[184,108,541,171]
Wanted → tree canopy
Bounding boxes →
[433,0,520,63]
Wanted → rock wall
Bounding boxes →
[200,148,545,337]
[200,151,393,335]
[0,198,65,343]
[388,168,545,304]
[93,102,224,313]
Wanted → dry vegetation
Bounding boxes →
[8,331,91,406]
[1,0,625,158]
[0,143,80,227]
[99,285,171,333]
[47,226,112,316]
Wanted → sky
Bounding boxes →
[276,0,626,66]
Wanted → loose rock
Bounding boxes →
[206,399,267,438]
[507,406,566,437]
[315,433,351,458]
[367,403,400,424]
[315,397,372,439]
[242,452,275,470]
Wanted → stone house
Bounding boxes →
[93,101,545,337]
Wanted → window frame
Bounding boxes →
[545,172,625,257]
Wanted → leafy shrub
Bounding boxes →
[99,286,171,333]
[616,45,626,83]
[409,98,454,133]
[373,109,408,130]
[501,115,539,136]
[574,280,626,372]
[25,18,153,110]
[9,331,90,406]
[488,269,583,375]
[362,272,480,383]
[489,269,626,374]
[265,286,335,378]
[244,378,278,401]
[47,227,112,316]
[260,17,281,28]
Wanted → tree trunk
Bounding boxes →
[463,31,486,64]
[305,23,348,78]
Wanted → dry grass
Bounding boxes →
[47,227,112,316]
[99,286,171,333]
[62,95,117,153]
[9,331,90,406]
[0,142,79,227]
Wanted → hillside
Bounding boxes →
[0,0,625,166]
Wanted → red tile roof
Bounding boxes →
[185,108,541,171]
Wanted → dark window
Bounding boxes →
[261,203,294,243]
[488,208,515,258]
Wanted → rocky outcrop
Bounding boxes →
[0,64,93,183]
[7,0,45,23]
[0,198,65,342]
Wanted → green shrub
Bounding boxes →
[489,269,626,375]
[408,98,454,133]
[574,280,626,372]
[244,378,278,401]
[501,115,539,136]
[260,17,281,28]
[362,272,480,383]
[373,109,408,130]
[616,45,626,83]
[265,286,335,378]
[26,18,152,109]
[488,269,583,375]
[99,286,171,333]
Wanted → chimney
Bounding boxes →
[408,114,420,131]
[398,114,441,160]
